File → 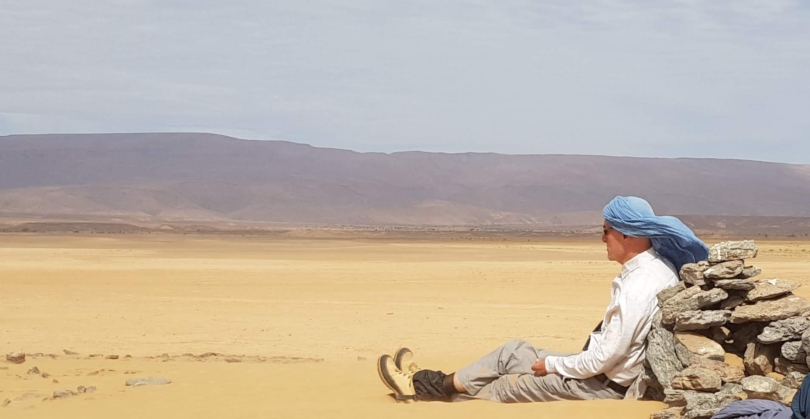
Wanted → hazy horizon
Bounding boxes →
[4,131,810,166]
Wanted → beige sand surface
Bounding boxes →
[1,234,809,418]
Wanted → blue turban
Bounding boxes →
[603,196,708,273]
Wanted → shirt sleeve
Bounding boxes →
[544,284,647,379]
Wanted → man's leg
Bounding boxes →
[452,372,624,403]
[379,340,578,402]
[452,339,569,397]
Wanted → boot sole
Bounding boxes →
[393,347,411,370]
[376,355,400,395]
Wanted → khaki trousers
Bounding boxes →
[453,340,624,403]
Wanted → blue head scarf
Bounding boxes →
[603,196,708,273]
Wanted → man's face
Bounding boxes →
[602,221,625,263]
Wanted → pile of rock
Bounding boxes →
[646,241,810,419]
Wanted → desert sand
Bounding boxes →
[2,234,809,418]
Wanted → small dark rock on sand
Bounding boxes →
[53,390,77,399]
[125,377,172,387]
[6,352,25,364]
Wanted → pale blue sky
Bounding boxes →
[1,1,808,162]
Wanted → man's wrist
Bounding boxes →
[544,356,558,374]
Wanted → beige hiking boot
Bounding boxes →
[377,354,416,400]
[394,347,422,377]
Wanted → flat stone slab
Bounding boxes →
[658,282,687,307]
[731,295,810,324]
[704,260,744,279]
[680,263,709,287]
[758,317,810,344]
[738,266,762,279]
[676,332,726,362]
[708,240,758,263]
[662,287,701,324]
[714,279,756,291]
[125,377,172,387]
[671,367,723,392]
[746,279,800,302]
[675,310,731,331]
[663,288,728,325]
[689,357,745,384]
[695,289,729,309]
[721,294,746,310]
[741,375,780,400]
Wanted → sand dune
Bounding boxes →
[2,234,809,418]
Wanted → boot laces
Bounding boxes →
[394,367,416,391]
[404,362,422,379]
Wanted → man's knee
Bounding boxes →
[500,339,544,361]
[502,339,532,352]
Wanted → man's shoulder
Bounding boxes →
[625,257,679,287]
[649,255,679,276]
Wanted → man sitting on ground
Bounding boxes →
[377,196,709,403]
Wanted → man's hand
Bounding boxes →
[531,358,548,376]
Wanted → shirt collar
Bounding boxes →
[621,248,658,277]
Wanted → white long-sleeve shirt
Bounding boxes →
[544,248,679,386]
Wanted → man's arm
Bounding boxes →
[543,289,649,379]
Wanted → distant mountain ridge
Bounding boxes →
[1,133,809,226]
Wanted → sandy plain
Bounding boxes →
[1,234,809,418]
